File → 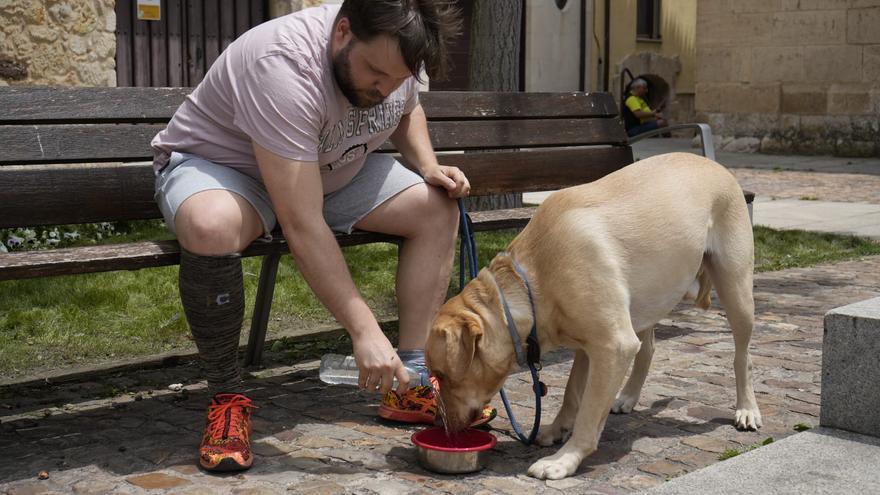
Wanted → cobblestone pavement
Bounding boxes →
[730,169,880,205]
[2,254,879,495]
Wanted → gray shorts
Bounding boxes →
[154,152,424,239]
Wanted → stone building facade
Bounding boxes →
[0,1,117,87]
[605,0,699,130]
[696,1,880,157]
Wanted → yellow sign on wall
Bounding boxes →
[137,0,161,21]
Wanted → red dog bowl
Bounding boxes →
[411,427,497,474]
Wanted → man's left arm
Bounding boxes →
[389,103,470,198]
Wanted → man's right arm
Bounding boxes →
[252,141,411,394]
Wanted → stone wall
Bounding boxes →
[0,1,117,87]
[696,1,880,157]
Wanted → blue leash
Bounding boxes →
[456,199,544,446]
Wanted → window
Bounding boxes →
[637,0,661,41]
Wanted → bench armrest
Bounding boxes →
[627,123,716,161]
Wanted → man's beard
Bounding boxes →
[333,42,385,109]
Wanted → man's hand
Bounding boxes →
[351,328,411,395]
[390,104,470,198]
[423,165,471,199]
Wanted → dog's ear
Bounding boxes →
[434,314,482,381]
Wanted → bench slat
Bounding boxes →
[434,146,634,196]
[0,124,166,164]
[0,148,632,227]
[0,232,393,280]
[0,87,618,124]
[0,162,158,228]
[422,92,619,120]
[1,118,627,164]
[0,87,192,124]
[0,208,535,280]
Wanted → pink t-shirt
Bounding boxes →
[151,5,420,193]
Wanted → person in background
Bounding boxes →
[624,78,668,137]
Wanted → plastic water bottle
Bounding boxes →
[319,353,424,388]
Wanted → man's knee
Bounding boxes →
[177,214,246,255]
[425,187,460,234]
[174,190,265,254]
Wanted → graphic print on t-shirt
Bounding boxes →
[323,143,367,171]
[318,99,407,169]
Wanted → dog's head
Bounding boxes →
[426,259,529,432]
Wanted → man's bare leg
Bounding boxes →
[354,183,458,350]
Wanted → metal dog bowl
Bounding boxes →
[411,427,497,474]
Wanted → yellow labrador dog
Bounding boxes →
[426,153,762,480]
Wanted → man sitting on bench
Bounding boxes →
[151,0,493,472]
[624,78,669,137]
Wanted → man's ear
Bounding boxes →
[336,16,350,34]
[442,315,482,381]
[333,16,353,47]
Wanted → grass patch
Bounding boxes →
[753,225,880,272]
[1,222,879,378]
[718,437,774,461]
[0,223,517,378]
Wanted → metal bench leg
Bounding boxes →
[245,253,282,367]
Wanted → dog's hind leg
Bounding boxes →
[528,321,641,480]
[537,350,588,446]
[706,229,762,430]
[611,326,654,414]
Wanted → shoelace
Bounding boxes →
[205,395,258,440]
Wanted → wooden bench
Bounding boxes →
[0,87,753,367]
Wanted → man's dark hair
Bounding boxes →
[337,0,462,81]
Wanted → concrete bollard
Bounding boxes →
[821,297,880,437]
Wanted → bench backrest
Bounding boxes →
[0,87,632,229]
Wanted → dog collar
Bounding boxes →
[491,252,547,446]
[494,252,542,370]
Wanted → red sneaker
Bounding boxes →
[198,393,258,471]
[378,377,496,427]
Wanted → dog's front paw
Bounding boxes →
[611,394,637,414]
[527,451,582,480]
[735,407,762,431]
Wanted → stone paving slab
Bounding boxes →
[729,169,880,205]
[2,256,879,494]
[753,199,880,239]
[644,427,880,495]
[631,138,880,176]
